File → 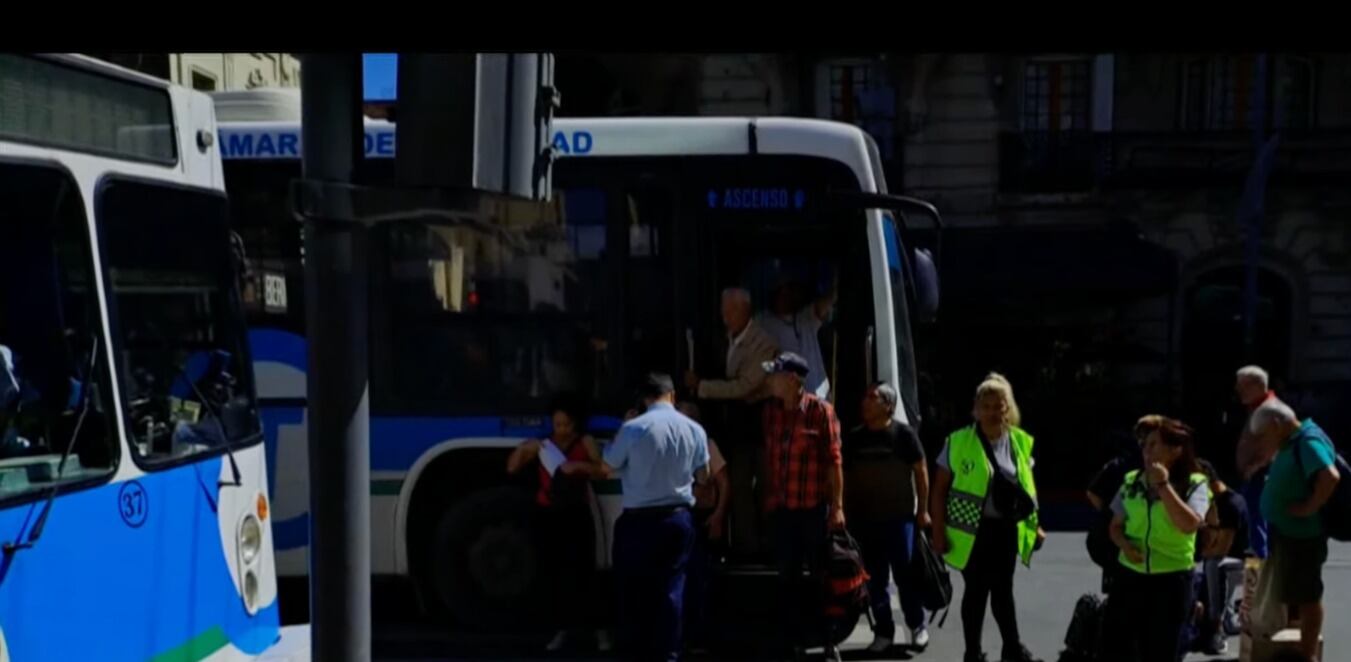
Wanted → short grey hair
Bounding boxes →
[721,287,751,307]
[1237,365,1270,390]
[1250,399,1297,435]
[870,381,899,412]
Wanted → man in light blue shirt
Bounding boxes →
[757,280,835,399]
[603,373,709,661]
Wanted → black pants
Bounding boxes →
[1101,568,1193,662]
[539,504,598,630]
[961,517,1022,656]
[614,506,695,662]
[771,505,829,650]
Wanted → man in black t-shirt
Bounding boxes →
[843,382,931,653]
[1189,460,1249,655]
[1085,419,1155,592]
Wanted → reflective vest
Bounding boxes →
[942,425,1039,570]
[1117,469,1208,574]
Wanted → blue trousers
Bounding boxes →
[855,517,927,637]
[683,507,724,647]
[614,506,695,662]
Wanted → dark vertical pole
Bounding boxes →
[1243,54,1268,361]
[300,53,370,662]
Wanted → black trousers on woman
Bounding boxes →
[539,503,599,631]
[961,517,1024,656]
[1100,568,1193,662]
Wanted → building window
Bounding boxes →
[1022,60,1091,132]
[1180,55,1314,131]
[1004,58,1096,193]
[816,60,897,163]
[829,63,870,124]
[191,70,217,92]
[1275,56,1314,130]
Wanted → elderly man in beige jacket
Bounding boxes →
[685,287,779,556]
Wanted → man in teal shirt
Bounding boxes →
[1254,401,1341,662]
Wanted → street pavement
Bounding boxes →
[375,532,1351,661]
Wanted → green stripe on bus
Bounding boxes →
[371,479,404,496]
[148,626,228,662]
[592,480,623,495]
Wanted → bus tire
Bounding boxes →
[428,486,545,630]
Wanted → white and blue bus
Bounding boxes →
[0,56,303,660]
[215,88,938,630]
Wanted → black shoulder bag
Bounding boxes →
[977,431,1037,523]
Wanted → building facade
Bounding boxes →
[88,53,300,92]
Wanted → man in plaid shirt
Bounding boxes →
[761,352,845,662]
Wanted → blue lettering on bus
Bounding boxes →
[363,133,374,156]
[552,130,593,155]
[375,131,395,156]
[277,132,298,157]
[255,133,276,157]
[710,187,804,211]
[224,132,253,158]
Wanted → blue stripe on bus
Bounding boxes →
[882,213,903,273]
[248,328,308,371]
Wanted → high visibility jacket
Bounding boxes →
[1117,469,1208,574]
[942,425,1039,570]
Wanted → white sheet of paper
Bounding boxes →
[539,439,568,476]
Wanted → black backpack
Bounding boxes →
[1085,511,1120,570]
[909,529,953,626]
[1060,593,1107,661]
[1291,437,1351,541]
[821,529,871,643]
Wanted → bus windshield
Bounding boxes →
[100,179,261,462]
[0,163,117,500]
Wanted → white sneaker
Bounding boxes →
[595,629,613,652]
[868,633,894,653]
[545,630,567,652]
[911,626,930,649]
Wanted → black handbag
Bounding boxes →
[977,432,1036,522]
[909,529,952,626]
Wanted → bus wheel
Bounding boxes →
[429,486,544,629]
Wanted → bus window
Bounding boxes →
[882,214,921,428]
[373,191,610,414]
[619,186,678,389]
[99,180,261,464]
[0,163,116,500]
[224,161,305,334]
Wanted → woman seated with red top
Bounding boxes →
[505,395,610,653]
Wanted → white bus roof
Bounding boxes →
[214,88,304,123]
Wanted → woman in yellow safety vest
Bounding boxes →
[931,373,1046,662]
[1101,416,1210,662]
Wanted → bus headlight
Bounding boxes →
[239,514,262,565]
[243,569,259,612]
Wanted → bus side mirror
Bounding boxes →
[911,247,940,322]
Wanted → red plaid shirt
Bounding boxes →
[763,393,843,511]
